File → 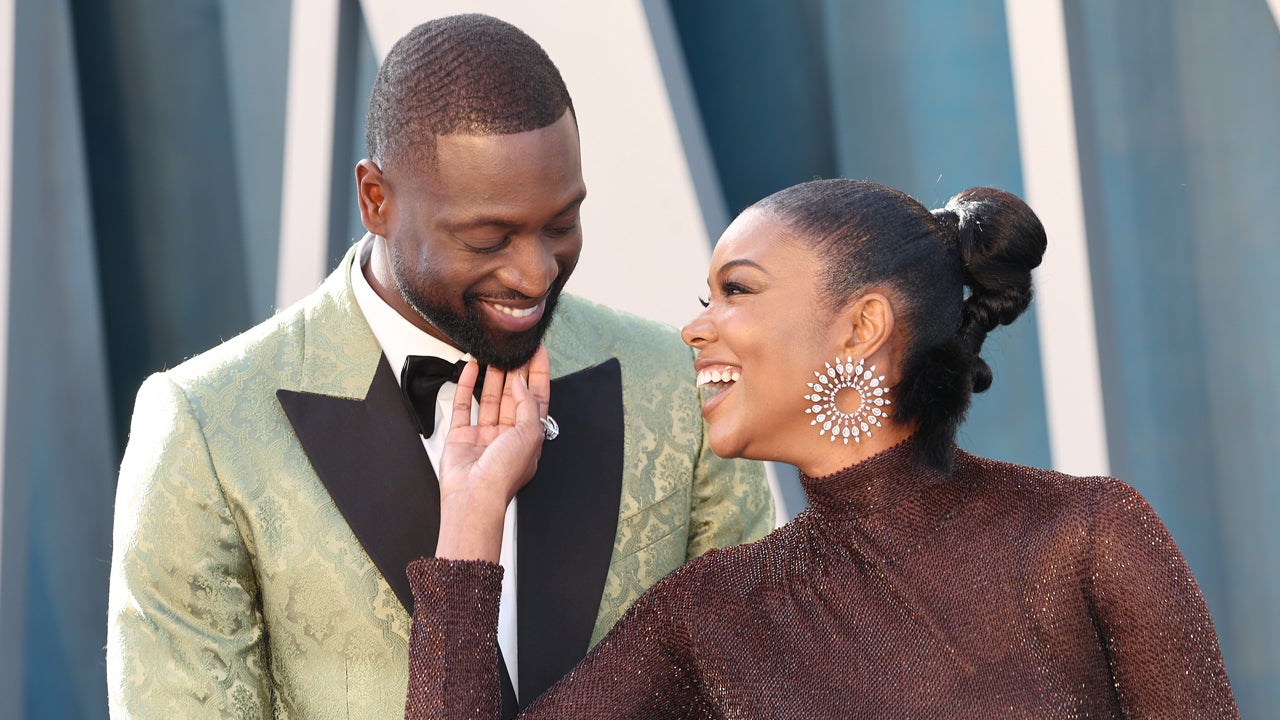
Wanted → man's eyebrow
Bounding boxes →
[449,190,588,230]
[551,191,588,218]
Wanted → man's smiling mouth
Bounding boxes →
[488,302,539,318]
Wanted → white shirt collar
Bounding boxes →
[351,237,520,691]
[350,235,470,386]
[351,236,520,693]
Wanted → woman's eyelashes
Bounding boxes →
[699,281,754,307]
[722,280,750,296]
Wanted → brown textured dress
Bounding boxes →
[405,439,1237,719]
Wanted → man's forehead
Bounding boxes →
[425,126,581,190]
[435,114,579,161]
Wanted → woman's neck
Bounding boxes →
[798,433,950,520]
[793,421,915,478]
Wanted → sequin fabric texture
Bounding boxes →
[406,439,1238,719]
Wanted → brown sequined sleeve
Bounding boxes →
[1088,479,1238,718]
[405,558,505,719]
[405,556,712,720]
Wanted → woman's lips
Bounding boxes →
[696,365,741,414]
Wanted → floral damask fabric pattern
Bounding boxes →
[106,246,774,719]
[544,297,774,645]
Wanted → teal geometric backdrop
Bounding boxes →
[1,1,1276,717]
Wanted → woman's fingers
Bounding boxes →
[497,370,520,428]
[527,346,551,419]
[498,369,542,433]
[451,353,548,440]
[477,364,506,426]
[450,360,481,430]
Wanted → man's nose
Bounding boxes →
[501,237,559,297]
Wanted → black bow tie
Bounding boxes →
[400,355,484,437]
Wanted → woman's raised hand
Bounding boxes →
[435,346,551,562]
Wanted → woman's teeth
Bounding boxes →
[697,368,741,394]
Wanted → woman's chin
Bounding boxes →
[709,426,808,467]
[708,427,780,463]
[706,428,746,461]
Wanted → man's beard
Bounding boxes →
[392,254,563,370]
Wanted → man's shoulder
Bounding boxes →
[163,298,310,385]
[547,294,689,366]
[553,293,682,336]
[158,276,367,400]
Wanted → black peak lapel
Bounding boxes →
[276,356,438,613]
[279,354,621,717]
[517,358,625,705]
[279,354,520,716]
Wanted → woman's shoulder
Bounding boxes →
[954,447,1129,495]
[944,451,1179,587]
[950,448,1146,530]
[656,524,799,602]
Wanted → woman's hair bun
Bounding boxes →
[938,187,1047,392]
[930,207,960,234]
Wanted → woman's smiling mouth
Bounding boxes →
[696,365,741,399]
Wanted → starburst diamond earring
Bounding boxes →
[804,357,892,444]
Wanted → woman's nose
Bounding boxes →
[680,307,716,349]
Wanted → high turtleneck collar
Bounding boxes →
[799,436,952,519]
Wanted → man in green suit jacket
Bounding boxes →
[106,13,772,720]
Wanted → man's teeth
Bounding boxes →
[492,303,537,318]
[696,369,741,388]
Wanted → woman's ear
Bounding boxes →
[356,159,391,235]
[839,292,895,361]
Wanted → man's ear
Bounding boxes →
[838,292,895,362]
[356,159,391,235]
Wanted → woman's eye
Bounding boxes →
[722,281,749,296]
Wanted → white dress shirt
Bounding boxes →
[350,238,522,699]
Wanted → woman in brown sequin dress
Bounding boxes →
[406,180,1238,719]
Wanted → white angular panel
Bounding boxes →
[1005,0,1110,476]
[0,0,14,625]
[277,0,342,309]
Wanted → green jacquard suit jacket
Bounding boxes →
[106,246,773,719]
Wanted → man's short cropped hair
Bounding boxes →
[364,13,575,171]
